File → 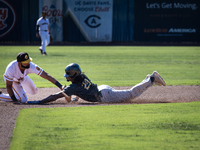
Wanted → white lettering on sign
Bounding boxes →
[168,28,196,33]
[146,2,198,10]
[97,1,111,5]
[161,3,172,9]
[173,3,198,10]
[146,3,160,9]
[83,1,96,5]
[75,1,111,6]
[74,7,93,11]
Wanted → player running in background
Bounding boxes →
[28,63,166,104]
[36,11,51,56]
[0,52,64,104]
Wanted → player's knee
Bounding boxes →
[32,88,38,95]
[28,88,38,95]
[20,94,28,103]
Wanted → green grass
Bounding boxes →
[2,46,199,150]
[10,101,200,150]
[0,46,200,88]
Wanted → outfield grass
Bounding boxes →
[0,46,199,88]
[10,102,200,150]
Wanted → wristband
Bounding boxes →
[55,81,62,89]
[11,95,17,102]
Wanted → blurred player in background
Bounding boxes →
[36,11,52,56]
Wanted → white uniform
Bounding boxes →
[0,60,43,103]
[36,17,50,53]
[98,76,152,103]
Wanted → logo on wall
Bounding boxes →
[84,15,101,28]
[0,1,16,37]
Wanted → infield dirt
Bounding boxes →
[0,85,200,150]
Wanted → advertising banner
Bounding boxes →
[63,0,113,42]
[135,0,200,42]
[0,0,22,41]
[39,0,63,42]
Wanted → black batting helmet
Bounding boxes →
[64,63,81,79]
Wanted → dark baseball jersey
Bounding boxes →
[63,74,100,102]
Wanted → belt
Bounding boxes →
[41,30,48,32]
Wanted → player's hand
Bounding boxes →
[61,85,66,90]
[36,33,39,38]
[65,97,71,103]
[49,34,53,42]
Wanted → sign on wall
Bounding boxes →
[39,0,63,42]
[63,0,113,42]
[135,0,200,42]
[0,0,16,38]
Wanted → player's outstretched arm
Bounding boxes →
[40,92,64,104]
[27,92,66,104]
[40,71,63,90]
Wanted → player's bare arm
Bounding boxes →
[36,25,39,38]
[39,92,71,104]
[48,26,50,34]
[39,92,63,104]
[40,71,64,90]
[6,80,18,102]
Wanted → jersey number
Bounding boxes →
[82,79,91,90]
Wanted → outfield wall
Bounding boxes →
[0,0,199,43]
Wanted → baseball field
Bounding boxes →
[0,46,200,150]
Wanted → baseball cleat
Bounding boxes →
[151,71,166,86]
[43,52,47,56]
[146,74,151,79]
[0,90,2,94]
[39,48,43,55]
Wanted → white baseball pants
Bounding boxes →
[0,76,38,103]
[39,31,50,53]
[98,76,152,103]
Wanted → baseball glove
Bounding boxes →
[50,34,53,42]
